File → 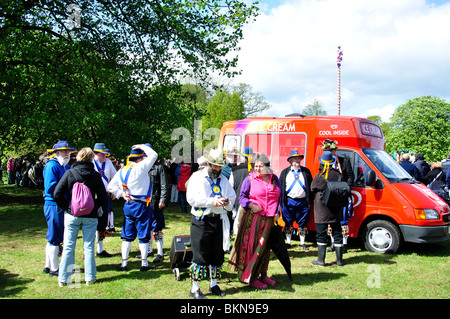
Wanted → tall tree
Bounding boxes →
[232,83,271,117]
[301,99,327,116]
[385,96,450,161]
[201,90,245,149]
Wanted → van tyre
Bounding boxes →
[364,220,401,254]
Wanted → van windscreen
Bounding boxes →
[362,148,414,183]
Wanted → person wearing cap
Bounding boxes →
[186,149,236,299]
[310,151,346,266]
[92,143,117,257]
[42,140,72,277]
[321,138,354,253]
[107,144,158,271]
[279,150,313,250]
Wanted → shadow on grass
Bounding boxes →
[221,271,348,296]
[0,268,34,297]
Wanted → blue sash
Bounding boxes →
[94,160,108,183]
[194,176,222,220]
[286,169,307,194]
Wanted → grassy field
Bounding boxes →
[0,184,449,300]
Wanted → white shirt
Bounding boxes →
[93,157,117,188]
[107,145,157,201]
[186,167,236,217]
[285,166,307,199]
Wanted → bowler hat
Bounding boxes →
[319,151,336,165]
[93,143,109,154]
[242,146,254,156]
[53,140,71,151]
[287,150,304,161]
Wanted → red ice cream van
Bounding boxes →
[219,115,450,253]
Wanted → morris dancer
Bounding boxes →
[186,149,236,299]
[279,150,313,250]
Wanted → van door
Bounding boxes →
[336,149,402,253]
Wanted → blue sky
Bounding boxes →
[231,0,450,121]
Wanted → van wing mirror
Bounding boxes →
[366,170,377,186]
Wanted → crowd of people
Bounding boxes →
[3,139,449,298]
[396,151,450,193]
[29,137,355,299]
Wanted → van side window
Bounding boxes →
[336,150,371,187]
[353,154,372,187]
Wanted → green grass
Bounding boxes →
[0,184,449,299]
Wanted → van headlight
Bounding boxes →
[415,209,440,220]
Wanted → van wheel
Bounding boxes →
[364,220,401,254]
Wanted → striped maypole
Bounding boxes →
[337,46,343,115]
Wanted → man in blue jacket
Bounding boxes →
[42,141,72,277]
[399,153,421,182]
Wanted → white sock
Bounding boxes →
[330,235,335,244]
[191,281,200,293]
[209,266,217,287]
[156,238,163,256]
[139,243,149,267]
[300,235,306,245]
[149,235,153,254]
[286,233,292,244]
[108,212,114,228]
[343,237,348,245]
[121,241,131,267]
[97,240,103,254]
[45,243,51,268]
[49,244,59,271]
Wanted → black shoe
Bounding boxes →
[285,243,291,249]
[140,264,156,271]
[153,254,163,263]
[43,267,50,274]
[49,269,59,277]
[209,285,225,297]
[301,244,309,251]
[97,250,113,257]
[189,289,207,299]
[118,265,128,271]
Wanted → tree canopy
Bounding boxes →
[0,0,259,159]
[385,96,450,161]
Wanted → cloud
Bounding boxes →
[232,0,450,121]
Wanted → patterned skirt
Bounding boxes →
[228,208,273,284]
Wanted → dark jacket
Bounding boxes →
[149,162,169,209]
[310,169,343,224]
[279,165,313,204]
[399,160,422,182]
[54,161,107,218]
[336,155,354,186]
[231,162,251,212]
[414,158,431,182]
[424,168,445,186]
